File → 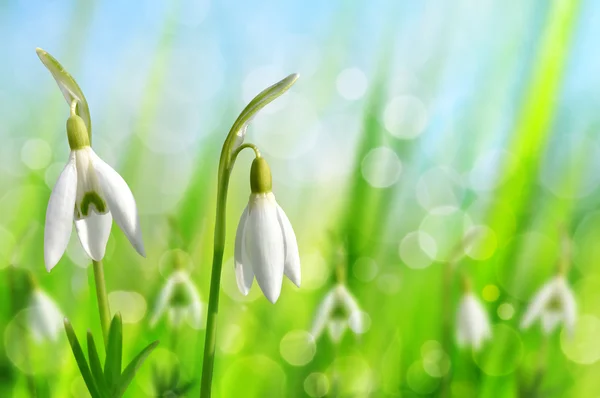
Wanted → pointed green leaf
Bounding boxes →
[35,47,92,140]
[63,319,102,398]
[227,73,298,147]
[104,313,123,389]
[86,331,109,395]
[115,340,159,397]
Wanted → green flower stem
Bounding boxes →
[92,260,111,347]
[199,73,298,398]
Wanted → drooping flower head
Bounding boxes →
[455,285,492,351]
[27,288,63,343]
[520,275,576,336]
[38,48,144,271]
[310,284,364,343]
[43,103,144,271]
[150,269,204,329]
[234,156,301,303]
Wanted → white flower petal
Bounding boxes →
[44,153,78,271]
[557,278,577,336]
[311,290,336,339]
[456,294,491,351]
[336,285,361,314]
[150,277,176,327]
[244,194,284,303]
[91,151,145,256]
[28,290,63,342]
[541,311,562,334]
[276,205,301,287]
[520,280,556,330]
[75,211,112,261]
[327,320,347,343]
[234,206,254,295]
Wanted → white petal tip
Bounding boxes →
[264,289,281,304]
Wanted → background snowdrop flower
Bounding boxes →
[150,270,204,329]
[234,156,301,303]
[27,289,63,343]
[44,107,144,271]
[456,292,492,351]
[521,276,576,336]
[310,284,364,343]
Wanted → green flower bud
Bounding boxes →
[250,156,272,194]
[66,114,90,150]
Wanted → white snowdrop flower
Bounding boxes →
[44,110,144,271]
[150,269,204,329]
[27,289,63,343]
[234,157,301,303]
[456,292,492,351]
[521,275,576,336]
[310,284,363,343]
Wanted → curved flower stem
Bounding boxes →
[92,260,111,347]
[199,73,298,398]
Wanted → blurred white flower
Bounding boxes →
[235,192,301,303]
[521,276,576,336]
[311,284,364,343]
[150,270,205,329]
[456,293,492,351]
[44,114,145,271]
[27,289,63,343]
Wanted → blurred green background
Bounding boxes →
[2,0,600,396]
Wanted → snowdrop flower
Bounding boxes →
[521,275,576,336]
[310,284,364,343]
[44,105,144,271]
[456,292,492,351]
[27,289,63,343]
[234,157,300,303]
[150,270,204,329]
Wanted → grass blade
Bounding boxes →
[63,319,101,398]
[104,313,123,390]
[115,340,159,397]
[86,331,109,395]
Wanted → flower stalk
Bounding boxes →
[92,259,111,346]
[199,73,299,398]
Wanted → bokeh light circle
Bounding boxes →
[482,284,500,302]
[327,356,373,396]
[377,272,402,295]
[336,67,368,100]
[0,226,16,269]
[353,257,379,282]
[407,360,440,394]
[21,138,52,170]
[560,315,600,364]
[416,166,464,210]
[400,231,437,269]
[497,303,515,320]
[108,291,147,324]
[361,146,402,188]
[301,251,332,290]
[472,324,523,376]
[304,373,330,397]
[421,340,451,377]
[419,206,473,261]
[464,225,497,260]
[573,211,600,275]
[279,330,316,366]
[383,96,428,139]
[219,323,245,355]
[4,309,69,375]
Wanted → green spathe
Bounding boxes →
[250,157,272,194]
[67,114,90,150]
